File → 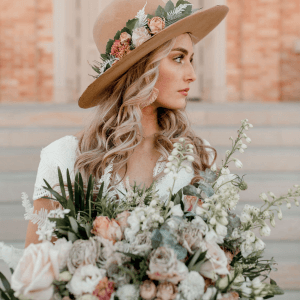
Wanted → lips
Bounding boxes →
[178,88,190,96]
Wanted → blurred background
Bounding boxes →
[0,0,299,299]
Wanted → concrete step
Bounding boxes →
[1,126,300,148]
[0,146,299,173]
[1,103,300,127]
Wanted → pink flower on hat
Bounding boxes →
[132,27,151,47]
[120,32,132,45]
[110,40,131,60]
[148,17,165,35]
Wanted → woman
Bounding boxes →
[25,0,228,246]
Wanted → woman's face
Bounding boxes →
[153,33,196,110]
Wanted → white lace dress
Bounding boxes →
[0,135,216,268]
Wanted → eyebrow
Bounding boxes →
[171,47,194,57]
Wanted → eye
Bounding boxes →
[174,55,184,63]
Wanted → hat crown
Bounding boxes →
[93,0,165,54]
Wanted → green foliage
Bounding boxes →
[0,271,18,300]
[164,0,175,13]
[155,5,167,18]
[185,248,207,271]
[176,0,191,7]
[106,39,115,54]
[126,18,139,31]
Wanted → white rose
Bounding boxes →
[199,241,229,280]
[132,27,151,47]
[116,284,140,300]
[11,241,59,300]
[67,265,106,296]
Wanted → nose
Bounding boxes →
[185,62,197,83]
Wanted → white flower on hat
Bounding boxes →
[132,27,151,47]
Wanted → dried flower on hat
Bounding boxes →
[120,32,132,45]
[110,40,131,60]
[148,17,165,34]
[132,27,151,48]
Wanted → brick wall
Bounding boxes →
[226,0,300,102]
[0,0,53,103]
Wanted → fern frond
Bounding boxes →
[98,159,115,195]
[22,192,48,227]
[135,2,148,28]
[166,4,191,20]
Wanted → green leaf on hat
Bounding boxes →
[101,53,109,61]
[184,4,193,15]
[176,0,191,7]
[155,5,167,18]
[120,27,131,35]
[106,39,114,54]
[126,18,139,31]
[114,30,121,41]
[165,0,175,13]
[147,14,154,20]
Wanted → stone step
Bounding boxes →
[1,126,300,147]
[1,103,300,127]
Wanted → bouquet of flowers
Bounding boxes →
[1,119,300,300]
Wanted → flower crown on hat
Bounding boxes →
[91,0,200,79]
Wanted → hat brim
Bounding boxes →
[78,5,229,109]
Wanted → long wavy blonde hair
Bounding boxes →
[74,34,217,192]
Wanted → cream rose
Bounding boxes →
[147,247,188,284]
[139,280,157,300]
[54,238,73,269]
[199,241,229,281]
[92,216,123,243]
[11,241,60,300]
[67,238,101,274]
[148,17,165,34]
[132,27,151,47]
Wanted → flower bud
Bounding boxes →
[171,149,178,156]
[234,158,243,169]
[260,225,271,237]
[270,217,276,228]
[239,148,245,154]
[187,155,194,162]
[168,156,175,161]
[187,148,194,153]
[210,216,216,225]
[185,166,193,173]
[225,150,231,157]
[211,165,217,172]
[259,193,269,202]
[268,191,276,199]
[219,216,228,226]
[239,181,248,191]
[164,168,170,174]
[179,137,185,143]
[187,144,194,149]
[58,271,72,282]
[277,209,283,220]
[241,144,248,149]
[166,162,173,168]
[286,202,291,209]
[246,137,251,143]
[244,125,249,130]
[248,123,253,128]
[295,200,299,207]
[216,276,229,290]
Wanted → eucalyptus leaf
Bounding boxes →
[106,39,114,54]
[164,0,175,12]
[69,217,79,233]
[197,181,215,197]
[182,185,202,198]
[101,53,109,60]
[114,30,121,41]
[199,168,217,183]
[155,5,166,18]
[126,18,139,31]
[68,231,78,242]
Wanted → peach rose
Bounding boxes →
[184,195,203,212]
[120,32,132,45]
[93,276,115,299]
[116,211,131,233]
[148,17,165,34]
[11,241,60,300]
[92,216,123,243]
[132,27,151,47]
[156,282,178,300]
[140,280,157,300]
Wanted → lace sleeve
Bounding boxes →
[32,135,79,201]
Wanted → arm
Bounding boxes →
[25,198,59,248]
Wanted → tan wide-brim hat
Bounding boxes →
[79,0,229,109]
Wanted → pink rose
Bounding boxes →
[11,241,60,300]
[92,216,123,243]
[120,32,132,45]
[116,211,131,233]
[156,282,178,300]
[148,17,165,34]
[183,195,203,212]
[140,280,157,300]
[199,241,229,281]
[132,27,151,47]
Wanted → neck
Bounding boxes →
[140,105,160,142]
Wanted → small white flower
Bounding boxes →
[233,158,243,168]
[231,228,241,239]
[221,167,230,175]
[239,148,245,153]
[246,137,252,143]
[164,168,171,174]
[259,193,269,202]
[241,230,256,243]
[187,155,194,162]
[254,238,265,251]
[172,149,179,156]
[116,284,139,300]
[168,155,175,161]
[277,209,283,220]
[179,138,185,142]
[58,271,72,282]
[268,191,276,198]
[188,144,194,149]
[270,217,276,227]
[225,150,231,157]
[241,143,248,149]
[169,204,184,217]
[240,212,252,223]
[166,162,173,168]
[211,165,217,171]
[241,241,255,258]
[185,166,193,173]
[286,202,291,209]
[248,123,254,128]
[260,225,271,237]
